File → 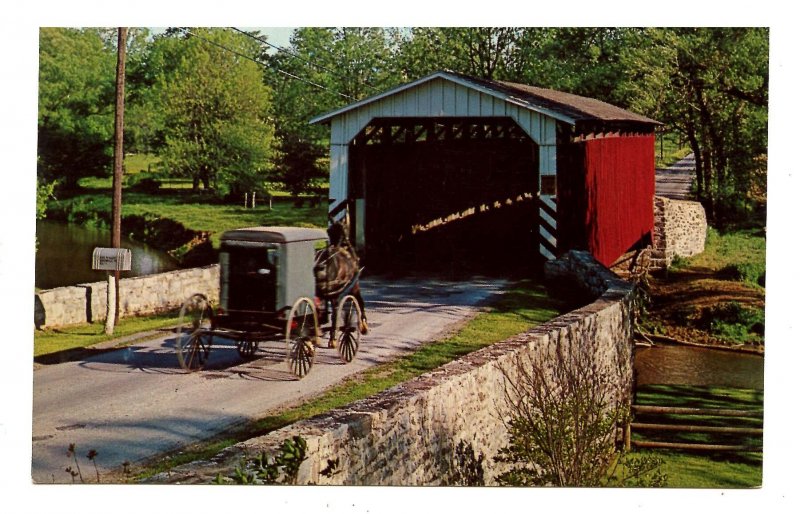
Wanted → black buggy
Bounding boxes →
[175,225,366,379]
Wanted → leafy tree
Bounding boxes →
[395,27,524,80]
[115,28,159,155]
[513,28,636,104]
[36,177,56,220]
[151,28,276,196]
[38,28,117,189]
[265,27,400,195]
[619,28,768,224]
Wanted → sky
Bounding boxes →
[149,26,295,49]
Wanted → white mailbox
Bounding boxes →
[92,247,132,271]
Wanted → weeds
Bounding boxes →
[449,441,486,486]
[224,436,308,485]
[65,444,101,483]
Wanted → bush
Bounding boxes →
[669,255,690,270]
[496,338,665,487]
[697,302,765,344]
[717,262,766,287]
[125,174,162,194]
[64,198,109,228]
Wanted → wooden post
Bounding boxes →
[104,273,116,335]
[624,421,631,452]
[106,27,127,335]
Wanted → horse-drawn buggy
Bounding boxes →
[175,221,366,378]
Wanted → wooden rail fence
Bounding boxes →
[625,404,763,453]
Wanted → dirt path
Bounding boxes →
[645,267,765,349]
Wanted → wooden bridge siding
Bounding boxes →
[326,77,559,259]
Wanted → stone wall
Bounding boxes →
[35,265,219,329]
[151,251,635,486]
[652,195,708,268]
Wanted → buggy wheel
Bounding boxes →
[336,294,362,363]
[176,294,213,372]
[285,297,319,378]
[236,340,259,359]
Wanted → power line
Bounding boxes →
[175,27,355,101]
[229,27,382,94]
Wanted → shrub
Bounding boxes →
[495,338,665,487]
[126,174,162,194]
[65,198,109,228]
[717,262,766,287]
[669,255,689,271]
[698,302,765,344]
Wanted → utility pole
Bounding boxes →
[105,27,127,335]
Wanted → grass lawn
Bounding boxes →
[50,190,328,249]
[677,227,766,285]
[33,311,181,361]
[631,385,763,488]
[646,451,762,488]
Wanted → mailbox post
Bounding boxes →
[92,248,131,335]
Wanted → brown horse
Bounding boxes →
[314,244,359,300]
[314,217,368,341]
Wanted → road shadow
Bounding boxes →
[51,334,347,382]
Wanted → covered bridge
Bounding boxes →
[311,71,660,270]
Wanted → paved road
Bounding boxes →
[31,275,506,483]
[656,153,695,200]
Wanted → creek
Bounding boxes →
[35,220,180,290]
[634,344,764,390]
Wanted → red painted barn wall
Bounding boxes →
[583,134,655,267]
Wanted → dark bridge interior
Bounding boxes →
[349,117,540,274]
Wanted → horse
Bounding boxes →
[313,217,368,343]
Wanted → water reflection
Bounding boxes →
[634,344,764,390]
[36,220,180,289]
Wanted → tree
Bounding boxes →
[513,28,636,104]
[619,28,768,224]
[36,177,55,220]
[38,28,117,189]
[152,28,276,195]
[115,28,159,155]
[395,27,523,80]
[263,27,401,196]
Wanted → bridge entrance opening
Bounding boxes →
[349,117,539,274]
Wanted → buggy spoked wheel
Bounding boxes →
[285,297,319,378]
[336,294,362,363]
[176,294,214,372]
[236,340,259,359]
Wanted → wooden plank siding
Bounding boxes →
[331,77,556,148]
[316,71,660,267]
[323,75,560,259]
[328,144,349,209]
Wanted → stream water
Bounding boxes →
[35,220,180,290]
[634,344,764,390]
